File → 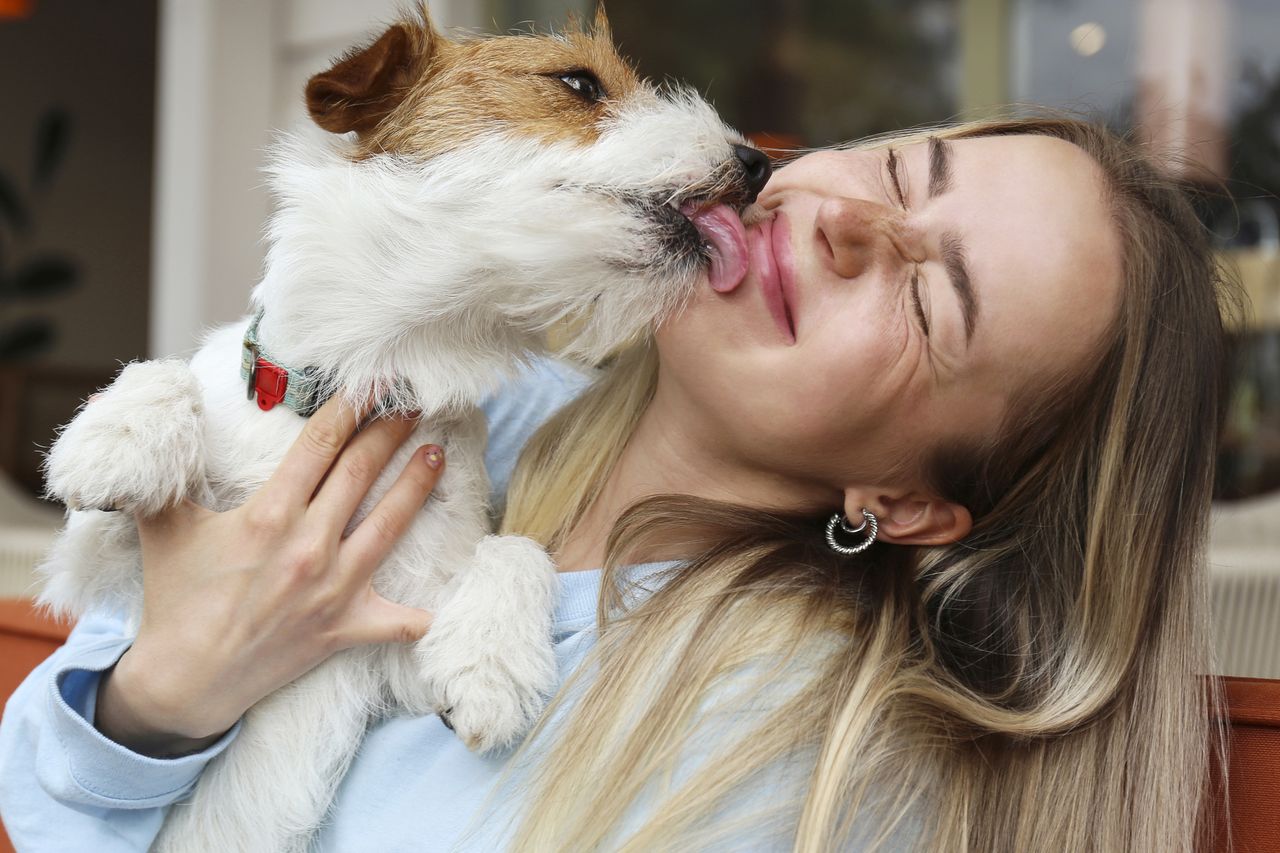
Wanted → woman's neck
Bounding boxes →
[553,379,828,573]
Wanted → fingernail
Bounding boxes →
[423,445,443,469]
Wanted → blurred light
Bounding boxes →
[0,0,32,20]
[1070,22,1107,57]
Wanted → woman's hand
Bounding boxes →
[94,396,443,757]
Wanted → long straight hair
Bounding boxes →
[492,117,1240,851]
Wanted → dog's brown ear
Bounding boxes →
[305,16,439,136]
[591,4,612,39]
[566,5,610,38]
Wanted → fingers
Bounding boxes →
[257,394,365,508]
[307,414,422,534]
[340,444,444,574]
[340,591,434,647]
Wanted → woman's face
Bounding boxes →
[653,133,1122,530]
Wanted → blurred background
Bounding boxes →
[0,0,1276,675]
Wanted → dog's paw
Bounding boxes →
[45,360,206,514]
[416,535,560,753]
[422,650,553,753]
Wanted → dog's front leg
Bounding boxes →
[417,535,559,753]
[44,359,208,515]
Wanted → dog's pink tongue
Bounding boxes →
[684,203,748,293]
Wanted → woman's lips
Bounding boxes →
[683,202,749,293]
[748,213,796,344]
[771,212,799,339]
[685,202,796,344]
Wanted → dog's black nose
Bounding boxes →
[733,144,772,203]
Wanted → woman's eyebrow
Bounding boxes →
[927,136,979,345]
[941,231,978,344]
[928,136,954,198]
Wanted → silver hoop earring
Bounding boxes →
[825,509,878,556]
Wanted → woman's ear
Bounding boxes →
[843,490,972,546]
[305,13,439,136]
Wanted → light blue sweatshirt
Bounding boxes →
[0,357,922,852]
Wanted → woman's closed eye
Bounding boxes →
[887,147,931,339]
[910,270,930,337]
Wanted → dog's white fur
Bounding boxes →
[39,71,752,852]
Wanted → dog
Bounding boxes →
[38,5,769,852]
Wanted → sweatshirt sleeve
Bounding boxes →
[0,609,241,852]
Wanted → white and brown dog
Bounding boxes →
[38,5,768,852]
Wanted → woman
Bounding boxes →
[0,116,1237,852]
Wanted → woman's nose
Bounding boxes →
[815,197,916,279]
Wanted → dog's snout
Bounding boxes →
[733,144,772,203]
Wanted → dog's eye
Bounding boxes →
[557,70,605,102]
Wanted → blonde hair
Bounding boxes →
[488,117,1240,851]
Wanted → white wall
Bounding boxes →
[150,0,485,358]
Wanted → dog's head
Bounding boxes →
[309,7,650,158]
[263,5,766,391]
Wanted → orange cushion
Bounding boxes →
[0,598,73,709]
[1209,676,1280,852]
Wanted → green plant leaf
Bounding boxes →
[33,108,72,189]
[0,172,29,234]
[12,256,78,299]
[0,317,55,360]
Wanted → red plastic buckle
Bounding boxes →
[253,358,289,411]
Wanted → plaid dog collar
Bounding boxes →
[240,311,329,415]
